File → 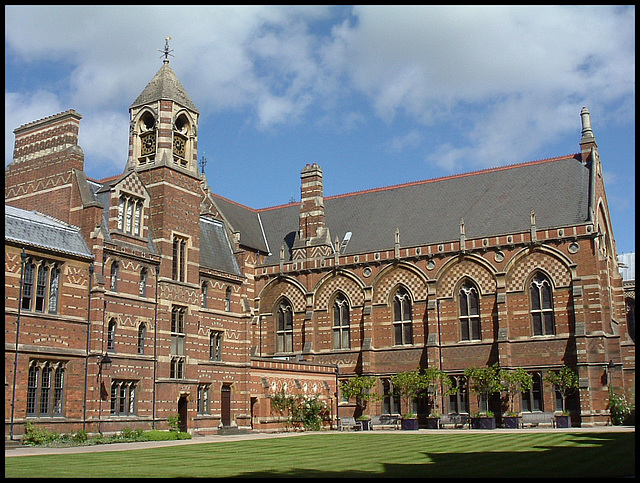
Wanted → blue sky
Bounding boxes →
[5,5,635,254]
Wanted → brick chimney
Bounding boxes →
[291,163,333,260]
[5,110,85,224]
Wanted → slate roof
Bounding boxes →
[255,154,591,265]
[210,194,270,254]
[131,61,198,112]
[5,205,93,259]
[200,217,242,275]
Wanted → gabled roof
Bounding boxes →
[131,61,198,112]
[256,154,590,265]
[5,205,93,259]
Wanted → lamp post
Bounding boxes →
[97,352,112,434]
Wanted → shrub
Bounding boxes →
[608,387,634,425]
[168,414,181,432]
[22,421,59,446]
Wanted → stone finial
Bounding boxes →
[580,107,595,142]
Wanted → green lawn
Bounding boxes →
[5,431,635,478]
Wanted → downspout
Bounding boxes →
[10,248,27,441]
[436,299,445,414]
[82,262,94,432]
[335,363,340,429]
[153,264,160,429]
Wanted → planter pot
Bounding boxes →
[425,417,440,429]
[555,415,571,428]
[401,418,419,430]
[358,419,371,431]
[502,416,520,429]
[471,417,496,430]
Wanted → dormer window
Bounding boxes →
[118,194,144,237]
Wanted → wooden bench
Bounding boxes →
[439,413,469,429]
[520,412,556,428]
[371,414,401,430]
[339,416,361,431]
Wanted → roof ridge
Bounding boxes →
[210,191,259,213]
[325,154,580,201]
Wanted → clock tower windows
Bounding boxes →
[173,113,191,168]
[137,111,156,166]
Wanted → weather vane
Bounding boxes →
[199,152,207,174]
[158,37,174,62]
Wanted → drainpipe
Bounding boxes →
[437,299,445,414]
[10,248,28,441]
[82,262,94,432]
[153,264,160,429]
[334,363,340,429]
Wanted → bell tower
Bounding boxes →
[126,38,200,176]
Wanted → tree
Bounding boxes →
[390,369,426,418]
[500,368,533,416]
[421,367,454,416]
[464,363,502,416]
[339,375,381,418]
[544,366,579,414]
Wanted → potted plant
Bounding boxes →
[544,366,579,428]
[500,368,533,429]
[465,363,502,429]
[340,375,381,431]
[422,367,454,429]
[391,369,425,430]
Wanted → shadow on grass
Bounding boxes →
[233,434,635,478]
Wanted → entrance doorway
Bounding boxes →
[221,384,231,427]
[178,395,188,433]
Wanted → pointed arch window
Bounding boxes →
[26,361,66,417]
[21,259,61,314]
[530,272,555,336]
[276,300,294,353]
[22,260,36,310]
[110,261,118,292]
[107,318,117,352]
[173,114,190,168]
[138,111,156,165]
[137,323,146,355]
[333,294,351,349]
[393,287,413,345]
[459,280,481,341]
[201,280,208,308]
[225,286,232,312]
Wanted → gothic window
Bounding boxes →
[459,280,481,341]
[530,272,555,336]
[173,114,190,168]
[201,281,208,308]
[393,287,413,345]
[210,330,223,361]
[26,361,65,417]
[110,261,118,292]
[137,323,146,355]
[521,372,543,412]
[448,376,469,414]
[139,268,147,298]
[107,318,117,352]
[118,195,144,236]
[172,235,187,282]
[276,299,293,353]
[110,380,137,416]
[21,259,61,315]
[332,293,350,349]
[138,111,156,165]
[21,260,35,310]
[170,306,186,379]
[382,379,401,415]
[225,286,232,312]
[197,384,210,414]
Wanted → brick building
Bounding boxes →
[5,56,633,439]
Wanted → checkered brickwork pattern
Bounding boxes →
[506,252,572,291]
[372,267,428,304]
[118,172,147,198]
[438,259,496,298]
[261,280,306,313]
[314,275,364,310]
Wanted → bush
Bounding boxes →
[608,388,634,425]
[168,414,181,432]
[22,421,59,446]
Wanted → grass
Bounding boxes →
[5,431,635,478]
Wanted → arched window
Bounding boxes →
[139,268,147,297]
[459,280,481,340]
[521,372,543,412]
[110,262,118,292]
[26,364,39,415]
[530,272,555,336]
[276,299,293,353]
[48,265,60,313]
[201,280,208,308]
[225,286,232,312]
[210,330,223,361]
[107,318,117,351]
[448,375,469,414]
[393,287,413,345]
[137,323,146,355]
[333,293,350,349]
[22,259,36,310]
